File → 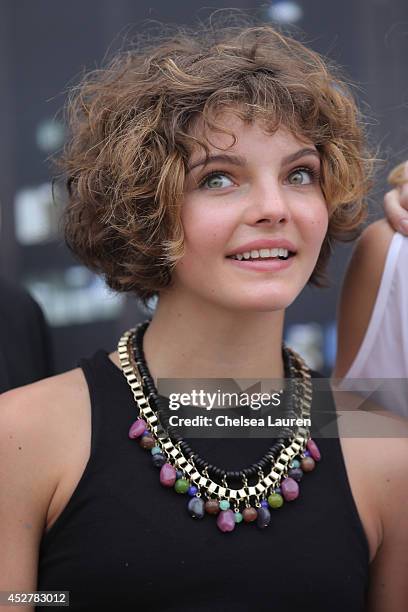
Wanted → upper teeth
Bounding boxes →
[230,248,289,261]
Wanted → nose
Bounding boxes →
[244,180,291,227]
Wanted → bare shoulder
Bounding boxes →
[332,387,408,479]
[0,369,90,593]
[334,219,395,378]
[337,406,408,493]
[0,368,89,506]
[341,407,408,612]
[364,431,408,611]
[0,368,88,444]
[331,388,408,609]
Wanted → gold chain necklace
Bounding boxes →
[118,323,321,532]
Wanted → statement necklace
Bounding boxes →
[118,320,321,533]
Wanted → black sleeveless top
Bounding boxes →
[36,349,369,611]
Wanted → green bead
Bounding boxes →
[290,459,300,468]
[151,446,162,455]
[219,500,230,511]
[268,493,284,509]
[174,478,189,494]
[234,512,243,523]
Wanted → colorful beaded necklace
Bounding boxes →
[118,320,321,533]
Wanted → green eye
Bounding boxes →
[287,168,315,185]
[199,172,233,189]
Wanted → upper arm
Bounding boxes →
[334,219,395,378]
[0,384,63,606]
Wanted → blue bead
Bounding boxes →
[151,446,162,455]
[257,506,271,529]
[219,500,230,511]
[304,450,311,457]
[176,470,183,479]
[275,487,282,495]
[290,459,300,469]
[152,453,166,468]
[260,500,268,507]
[288,467,303,482]
[142,430,150,437]
[187,496,205,519]
[188,485,198,497]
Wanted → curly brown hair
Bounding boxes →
[58,15,374,308]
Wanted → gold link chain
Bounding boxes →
[118,326,312,506]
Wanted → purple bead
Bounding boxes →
[257,506,271,529]
[187,496,205,519]
[306,438,321,462]
[304,450,311,457]
[188,485,198,497]
[176,470,183,480]
[281,477,299,501]
[260,500,268,508]
[160,463,177,487]
[216,509,235,532]
[142,430,150,437]
[128,418,148,439]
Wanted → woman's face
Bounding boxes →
[171,114,328,312]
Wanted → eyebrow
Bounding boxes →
[187,147,320,173]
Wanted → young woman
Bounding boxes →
[335,162,408,416]
[1,19,407,612]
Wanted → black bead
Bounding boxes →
[195,456,206,468]
[130,321,311,492]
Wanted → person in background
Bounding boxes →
[0,277,54,392]
[334,161,408,416]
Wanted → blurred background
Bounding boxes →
[1,0,407,376]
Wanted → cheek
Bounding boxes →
[181,206,233,256]
[300,201,329,247]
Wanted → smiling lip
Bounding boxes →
[225,238,297,257]
[227,256,294,273]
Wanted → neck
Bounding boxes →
[142,289,285,384]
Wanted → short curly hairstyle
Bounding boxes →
[58,15,374,308]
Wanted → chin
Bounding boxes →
[212,289,299,313]
[248,296,296,312]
